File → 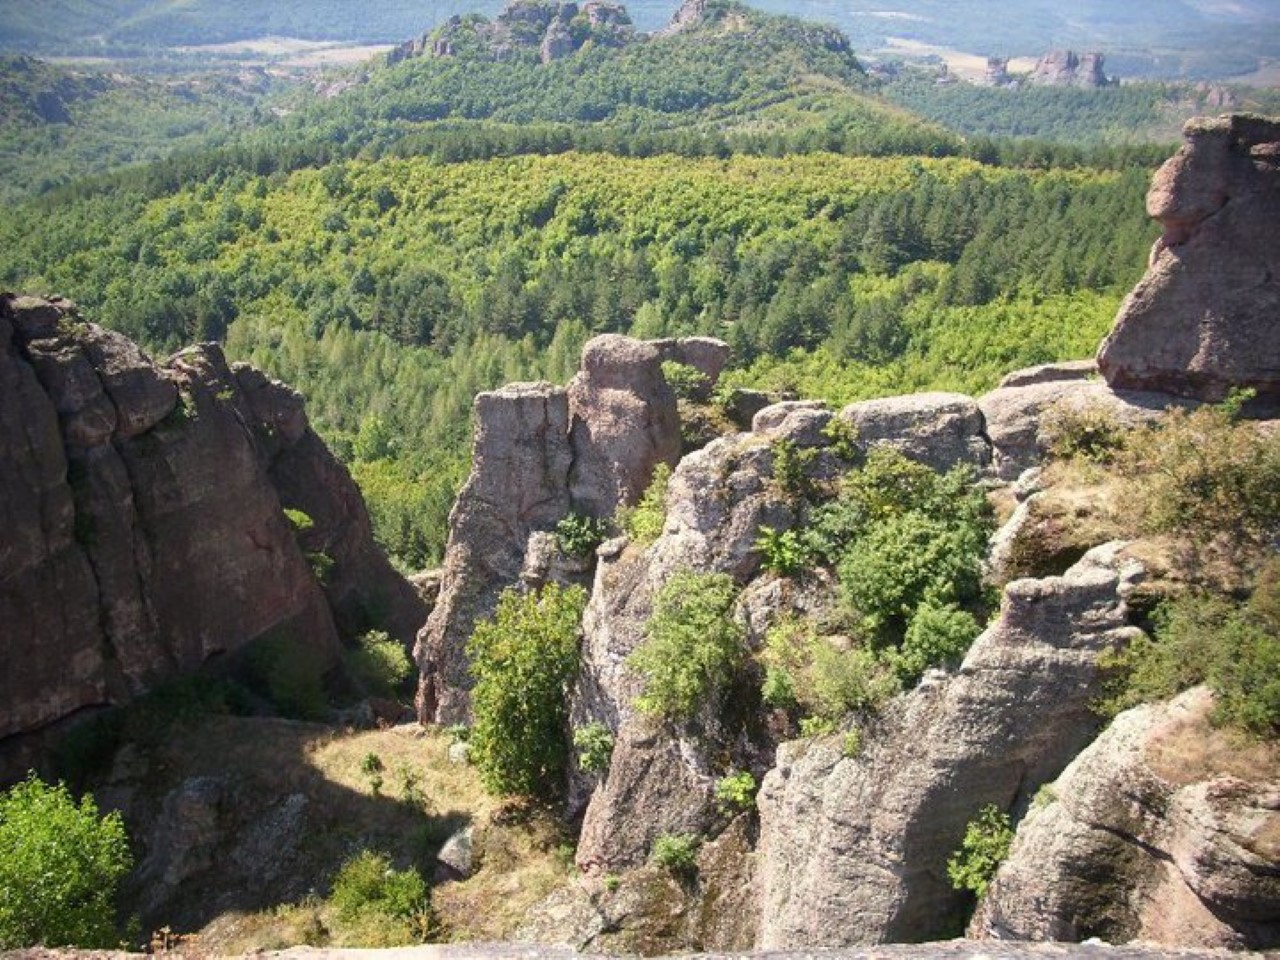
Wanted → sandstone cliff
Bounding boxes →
[1027,51,1113,88]
[0,294,423,774]
[1097,114,1280,406]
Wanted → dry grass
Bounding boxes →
[1146,692,1280,788]
[134,717,573,953]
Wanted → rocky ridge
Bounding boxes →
[0,294,423,777]
[1027,51,1113,88]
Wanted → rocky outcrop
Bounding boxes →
[983,57,1012,87]
[973,687,1279,950]
[416,335,728,725]
[1028,51,1112,88]
[756,543,1145,947]
[392,0,635,67]
[415,382,573,723]
[0,295,420,771]
[1096,115,1280,406]
[836,392,991,474]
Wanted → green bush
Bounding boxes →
[892,602,981,685]
[555,513,611,558]
[1098,561,1280,736]
[714,771,757,813]
[947,805,1014,899]
[838,510,986,637]
[284,507,315,533]
[661,360,710,401]
[345,630,414,699]
[468,583,587,797]
[760,615,901,723]
[330,850,429,927]
[245,632,330,721]
[573,722,615,774]
[1122,402,1280,567]
[771,438,817,498]
[629,571,745,722]
[650,834,701,875]
[0,775,133,949]
[618,463,672,546]
[754,525,811,576]
[1040,401,1126,464]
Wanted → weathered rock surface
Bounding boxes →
[978,370,1186,480]
[836,392,991,473]
[0,295,420,773]
[1097,115,1280,405]
[973,687,1280,950]
[416,336,728,725]
[1028,51,1112,88]
[415,382,573,724]
[756,543,1145,947]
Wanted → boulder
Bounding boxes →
[1097,115,1280,406]
[974,687,1279,950]
[835,392,990,473]
[756,543,1146,947]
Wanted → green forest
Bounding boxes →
[1,1,1166,571]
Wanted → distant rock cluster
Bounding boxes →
[388,0,636,66]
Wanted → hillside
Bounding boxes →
[3,0,1279,80]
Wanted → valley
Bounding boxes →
[0,0,1276,956]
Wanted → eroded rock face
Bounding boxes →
[417,335,728,725]
[1028,50,1112,88]
[837,392,991,474]
[756,543,1145,947]
[1097,115,1280,405]
[415,382,573,724]
[973,687,1280,950]
[0,295,420,770]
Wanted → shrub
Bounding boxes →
[771,438,817,498]
[1098,561,1280,736]
[0,775,133,949]
[345,630,414,699]
[760,615,900,723]
[947,805,1014,899]
[754,525,811,576]
[1041,401,1126,464]
[714,771,757,813]
[630,571,745,722]
[555,513,610,558]
[468,584,587,797]
[330,850,429,925]
[661,360,710,401]
[842,729,863,758]
[798,716,837,737]
[618,463,671,546]
[838,510,986,637]
[245,632,329,721]
[1122,402,1280,568]
[573,722,615,774]
[892,602,982,685]
[284,507,315,533]
[650,834,701,875]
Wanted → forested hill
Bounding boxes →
[0,0,1163,571]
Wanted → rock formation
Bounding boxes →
[1028,51,1113,88]
[1096,114,1280,406]
[973,687,1280,950]
[984,57,1011,87]
[415,335,729,725]
[756,543,1146,946]
[389,0,635,66]
[0,295,423,774]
